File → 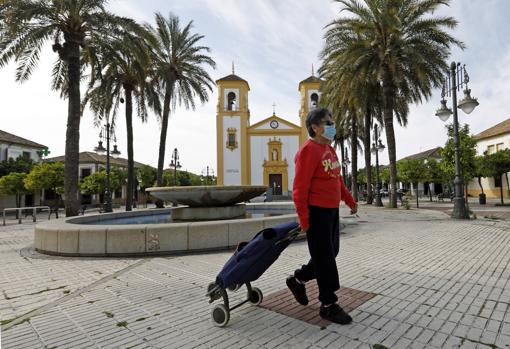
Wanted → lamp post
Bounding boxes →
[371,124,385,207]
[435,62,479,219]
[94,119,121,213]
[202,166,215,185]
[169,148,182,186]
[343,147,351,188]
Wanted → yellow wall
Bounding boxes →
[216,80,250,185]
[298,81,321,146]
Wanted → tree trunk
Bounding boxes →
[415,182,419,208]
[465,185,469,212]
[382,72,397,208]
[478,176,484,193]
[351,112,358,201]
[64,42,81,217]
[428,183,432,202]
[125,88,134,211]
[363,109,373,204]
[155,90,172,208]
[500,174,504,205]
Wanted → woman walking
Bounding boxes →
[287,107,357,325]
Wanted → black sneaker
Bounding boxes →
[319,303,352,325]
[286,276,308,305]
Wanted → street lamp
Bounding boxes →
[169,148,182,186]
[201,166,215,185]
[342,147,351,188]
[435,62,479,219]
[371,124,385,207]
[94,119,120,213]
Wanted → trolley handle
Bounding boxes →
[275,226,303,246]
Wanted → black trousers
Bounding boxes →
[294,205,340,305]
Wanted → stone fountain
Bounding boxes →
[146,185,267,221]
[33,184,300,256]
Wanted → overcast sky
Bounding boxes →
[1,0,509,175]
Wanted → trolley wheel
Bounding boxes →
[249,287,263,305]
[211,304,230,327]
[228,283,241,292]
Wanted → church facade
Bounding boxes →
[215,71,322,196]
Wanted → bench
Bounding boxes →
[2,206,51,226]
[80,203,104,215]
[437,193,454,202]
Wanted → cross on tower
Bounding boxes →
[272,102,276,115]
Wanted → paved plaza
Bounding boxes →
[1,205,510,348]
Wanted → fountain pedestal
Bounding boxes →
[171,204,246,221]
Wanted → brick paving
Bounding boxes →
[1,206,510,348]
[260,285,377,327]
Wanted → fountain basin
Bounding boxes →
[34,203,299,257]
[146,185,267,207]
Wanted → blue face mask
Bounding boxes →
[323,124,336,141]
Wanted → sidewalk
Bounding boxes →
[1,206,510,348]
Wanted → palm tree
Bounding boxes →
[0,0,135,216]
[84,28,160,211]
[147,13,215,206]
[323,0,463,207]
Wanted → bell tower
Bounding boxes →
[216,66,250,185]
[298,67,322,145]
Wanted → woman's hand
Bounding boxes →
[350,203,358,215]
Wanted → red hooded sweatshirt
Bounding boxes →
[293,139,356,230]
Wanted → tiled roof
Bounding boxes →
[45,151,147,168]
[216,74,249,85]
[474,118,510,140]
[0,129,47,149]
[399,147,442,161]
[299,75,322,85]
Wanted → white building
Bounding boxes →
[468,117,510,199]
[215,71,322,196]
[0,129,47,209]
[45,152,147,205]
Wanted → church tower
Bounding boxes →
[298,70,323,145]
[216,68,250,185]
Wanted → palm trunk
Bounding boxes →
[125,87,134,211]
[363,109,372,204]
[64,42,81,216]
[383,73,397,208]
[155,90,172,208]
[351,113,358,201]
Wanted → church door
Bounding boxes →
[269,174,283,195]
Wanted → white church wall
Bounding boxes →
[249,135,299,191]
[281,136,299,190]
[223,116,242,185]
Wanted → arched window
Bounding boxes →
[227,92,236,111]
[310,93,319,108]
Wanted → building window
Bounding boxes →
[496,143,504,151]
[495,176,502,188]
[487,145,495,154]
[81,168,91,179]
[22,151,31,159]
[226,128,238,150]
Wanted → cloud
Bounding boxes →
[1,0,509,176]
